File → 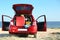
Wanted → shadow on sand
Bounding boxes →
[0,34,11,37]
[0,34,35,38]
[51,32,60,34]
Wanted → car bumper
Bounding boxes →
[9,25,37,34]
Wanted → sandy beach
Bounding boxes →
[0,28,60,40]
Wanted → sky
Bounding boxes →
[0,0,60,21]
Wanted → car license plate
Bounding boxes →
[18,29,27,31]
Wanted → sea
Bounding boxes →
[0,21,60,28]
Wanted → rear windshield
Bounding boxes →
[16,6,24,10]
[16,6,31,10]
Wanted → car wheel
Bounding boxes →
[34,34,36,38]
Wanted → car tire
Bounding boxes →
[34,34,36,38]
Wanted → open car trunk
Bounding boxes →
[13,14,32,28]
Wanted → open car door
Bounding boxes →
[36,15,47,31]
[2,15,12,31]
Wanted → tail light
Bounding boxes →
[33,21,36,25]
[10,21,14,25]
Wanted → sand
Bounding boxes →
[0,28,60,40]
